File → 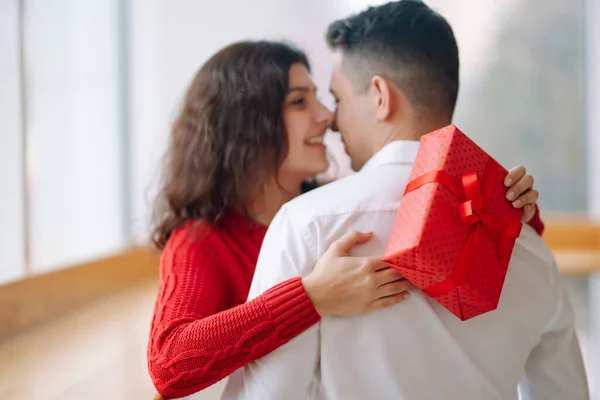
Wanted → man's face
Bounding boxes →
[329,51,376,171]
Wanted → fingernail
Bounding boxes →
[512,199,522,208]
[504,178,513,187]
[402,292,410,299]
[506,191,516,201]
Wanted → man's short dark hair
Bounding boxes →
[326,0,459,119]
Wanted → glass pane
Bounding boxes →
[23,0,126,273]
[0,0,26,284]
[433,0,586,213]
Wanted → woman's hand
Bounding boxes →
[302,230,411,316]
[504,165,539,223]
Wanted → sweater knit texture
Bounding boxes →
[147,211,321,398]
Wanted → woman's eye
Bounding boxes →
[291,98,306,106]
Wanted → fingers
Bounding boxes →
[521,203,537,223]
[376,278,413,298]
[511,189,539,209]
[359,256,390,272]
[505,174,534,202]
[368,292,410,312]
[330,230,374,255]
[374,266,404,286]
[504,165,526,187]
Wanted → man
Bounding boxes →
[222,1,589,399]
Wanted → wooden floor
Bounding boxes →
[0,276,594,399]
[0,278,225,400]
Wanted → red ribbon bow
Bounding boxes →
[403,163,522,298]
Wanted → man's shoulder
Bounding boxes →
[516,224,555,263]
[511,223,561,285]
[290,173,366,215]
[287,166,409,224]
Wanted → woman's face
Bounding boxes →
[278,63,333,186]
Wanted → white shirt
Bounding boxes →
[222,141,589,400]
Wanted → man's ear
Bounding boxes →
[371,75,393,121]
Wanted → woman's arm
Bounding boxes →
[148,231,410,399]
[148,275,320,398]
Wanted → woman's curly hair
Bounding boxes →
[151,41,310,249]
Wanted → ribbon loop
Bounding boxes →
[461,172,483,211]
[459,200,480,225]
[403,164,522,298]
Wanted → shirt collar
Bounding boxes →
[360,140,421,172]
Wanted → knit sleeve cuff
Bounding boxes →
[527,204,545,236]
[261,277,321,339]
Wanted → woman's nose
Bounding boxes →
[316,101,334,126]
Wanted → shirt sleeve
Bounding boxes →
[526,205,545,236]
[519,258,589,400]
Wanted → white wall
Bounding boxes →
[0,0,26,284]
[128,0,162,242]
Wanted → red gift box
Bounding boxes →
[382,125,523,321]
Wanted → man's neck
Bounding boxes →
[378,117,450,149]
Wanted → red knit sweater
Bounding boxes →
[148,208,545,399]
[147,211,321,398]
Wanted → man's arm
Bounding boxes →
[520,262,589,399]
[239,204,321,400]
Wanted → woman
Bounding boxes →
[148,41,542,399]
